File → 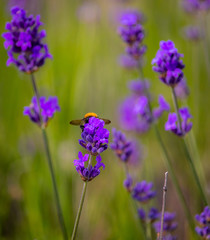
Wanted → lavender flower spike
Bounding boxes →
[154,212,177,239]
[195,206,210,239]
[153,95,171,120]
[183,26,203,41]
[165,107,192,136]
[79,117,109,156]
[118,10,146,60]
[110,128,142,165]
[152,40,185,87]
[183,0,210,13]
[174,78,190,99]
[2,7,52,73]
[74,152,105,182]
[132,180,156,203]
[123,174,133,192]
[23,96,60,127]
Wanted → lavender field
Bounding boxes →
[0,0,209,239]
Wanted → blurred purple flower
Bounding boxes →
[132,180,156,203]
[119,95,152,134]
[152,40,185,87]
[118,54,138,69]
[119,9,145,25]
[183,26,203,41]
[165,107,192,136]
[124,174,133,192]
[153,95,171,120]
[153,212,177,239]
[174,78,190,99]
[195,206,210,239]
[74,152,105,182]
[128,79,150,96]
[183,0,210,13]
[8,0,26,9]
[118,9,146,60]
[2,7,52,73]
[23,96,60,127]
[138,208,146,221]
[148,207,160,222]
[79,117,109,156]
[126,43,147,60]
[110,128,143,165]
[118,22,144,45]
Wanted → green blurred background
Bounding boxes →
[0,0,209,239]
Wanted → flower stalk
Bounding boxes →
[71,180,88,240]
[171,87,208,206]
[30,74,68,240]
[159,172,168,240]
[139,66,196,233]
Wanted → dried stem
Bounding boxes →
[159,172,168,240]
[30,74,68,240]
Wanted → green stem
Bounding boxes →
[138,66,195,232]
[132,200,147,240]
[183,138,208,205]
[171,88,208,205]
[186,131,207,187]
[146,221,152,240]
[71,181,88,240]
[31,74,42,123]
[30,74,68,240]
[71,155,92,240]
[123,162,147,240]
[200,14,210,82]
[42,129,69,240]
[154,126,195,232]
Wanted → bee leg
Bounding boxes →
[80,125,84,131]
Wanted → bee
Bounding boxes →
[69,112,111,131]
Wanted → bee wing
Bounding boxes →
[101,118,111,124]
[69,119,83,125]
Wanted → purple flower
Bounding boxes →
[132,180,156,203]
[2,7,52,73]
[153,95,171,120]
[126,43,147,60]
[119,9,145,26]
[118,22,144,45]
[148,207,160,222]
[124,174,133,192]
[183,26,203,41]
[23,96,60,127]
[110,128,142,165]
[152,40,185,87]
[138,208,146,221]
[74,152,105,182]
[8,0,26,9]
[118,10,146,60]
[174,78,190,99]
[119,95,152,134]
[165,107,192,136]
[128,79,150,96]
[153,212,177,238]
[195,206,210,239]
[118,54,138,69]
[79,117,109,156]
[183,0,210,13]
